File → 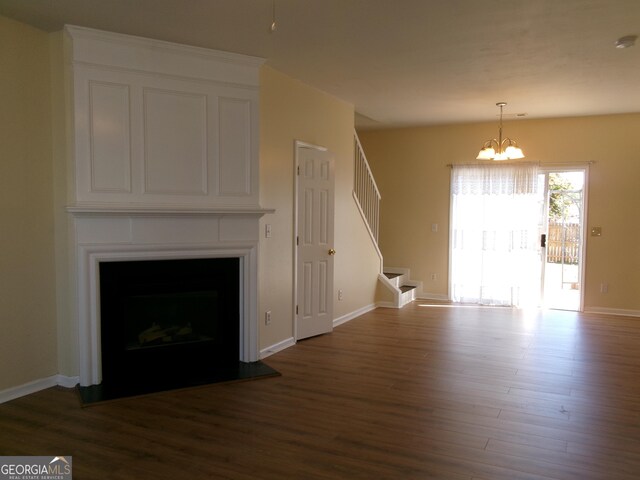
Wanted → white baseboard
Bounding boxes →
[584,307,640,318]
[333,303,377,327]
[260,337,296,359]
[376,301,401,308]
[416,293,451,302]
[0,374,79,405]
[259,304,379,359]
[56,374,80,388]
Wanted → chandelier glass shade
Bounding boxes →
[476,102,525,161]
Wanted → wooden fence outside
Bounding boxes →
[547,222,580,264]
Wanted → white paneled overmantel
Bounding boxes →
[63,26,273,386]
[65,25,264,208]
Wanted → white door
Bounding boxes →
[295,142,335,340]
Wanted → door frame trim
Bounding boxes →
[292,140,328,340]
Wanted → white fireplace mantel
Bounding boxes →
[67,204,274,217]
[71,211,271,386]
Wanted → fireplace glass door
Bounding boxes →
[99,257,240,388]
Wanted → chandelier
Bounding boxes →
[476,102,525,161]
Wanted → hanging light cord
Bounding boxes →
[497,102,505,152]
[270,0,277,32]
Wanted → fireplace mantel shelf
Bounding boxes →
[67,204,275,217]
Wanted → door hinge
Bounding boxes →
[296,236,299,246]
[297,165,300,175]
[296,305,299,315]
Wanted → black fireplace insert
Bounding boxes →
[100,258,240,388]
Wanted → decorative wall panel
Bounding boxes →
[88,81,131,193]
[218,97,251,196]
[143,89,207,195]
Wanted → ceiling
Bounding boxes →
[1,0,639,128]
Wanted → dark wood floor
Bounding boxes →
[2,302,640,479]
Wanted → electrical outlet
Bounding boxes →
[265,224,272,238]
[600,283,608,294]
[338,289,344,301]
[431,273,437,281]
[265,310,271,325]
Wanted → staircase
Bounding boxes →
[353,131,420,308]
[378,268,421,308]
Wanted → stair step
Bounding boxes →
[379,267,419,309]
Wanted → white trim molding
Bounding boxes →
[259,304,379,359]
[65,25,264,87]
[260,337,296,359]
[0,375,79,405]
[333,303,377,328]
[56,375,81,388]
[67,204,274,217]
[584,307,640,318]
[416,293,451,302]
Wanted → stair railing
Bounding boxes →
[353,131,381,244]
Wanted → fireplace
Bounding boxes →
[64,26,274,402]
[99,257,240,390]
[70,211,277,405]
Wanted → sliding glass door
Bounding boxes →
[450,165,587,310]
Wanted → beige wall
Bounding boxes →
[0,16,57,390]
[259,66,379,350]
[359,113,640,312]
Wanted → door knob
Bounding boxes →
[328,248,336,255]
